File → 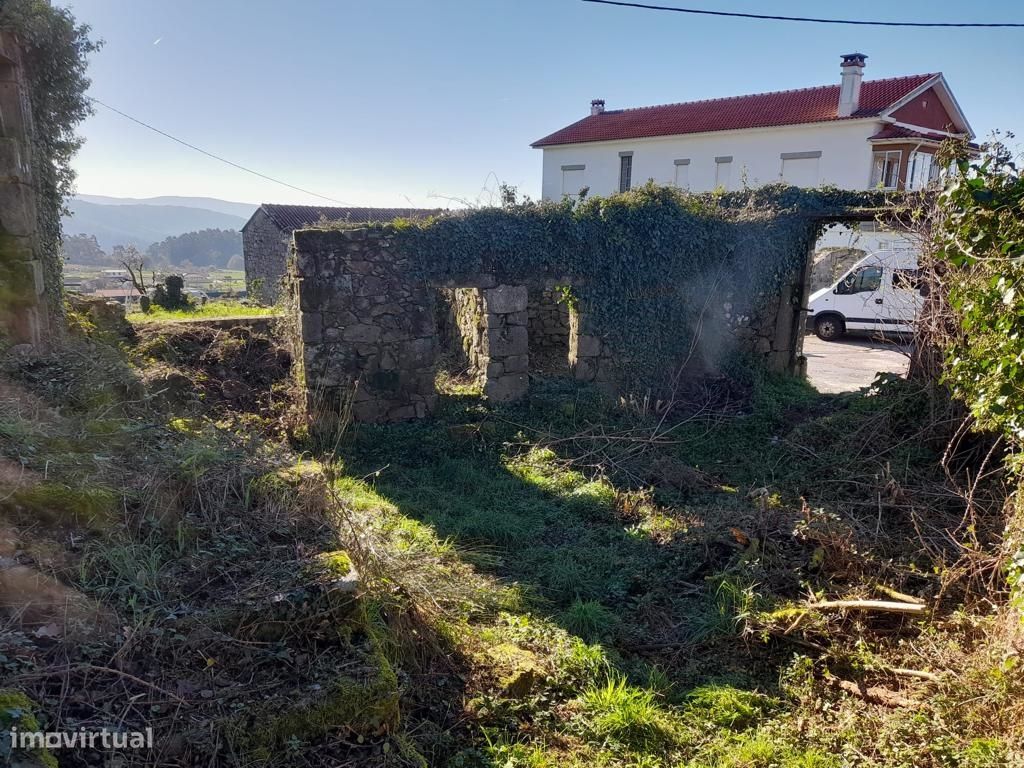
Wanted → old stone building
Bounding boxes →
[0,28,49,347]
[242,204,439,304]
[292,225,810,423]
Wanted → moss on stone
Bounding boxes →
[0,689,59,768]
[312,550,353,579]
[2,483,118,529]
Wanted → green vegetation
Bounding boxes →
[0,0,99,328]
[0,690,58,768]
[127,299,280,322]
[378,183,900,390]
[5,153,1024,765]
[3,292,1021,766]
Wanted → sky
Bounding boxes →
[57,0,1024,208]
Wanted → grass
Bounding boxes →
[127,299,280,322]
[580,676,678,750]
[4,311,1022,767]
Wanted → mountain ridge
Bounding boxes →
[62,195,253,251]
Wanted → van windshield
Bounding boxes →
[836,265,882,295]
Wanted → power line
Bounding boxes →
[581,0,1024,27]
[88,97,356,205]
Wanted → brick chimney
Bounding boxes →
[590,99,605,116]
[838,53,867,117]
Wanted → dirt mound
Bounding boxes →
[135,322,292,416]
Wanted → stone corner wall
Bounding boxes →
[294,228,437,424]
[242,209,289,305]
[0,30,50,349]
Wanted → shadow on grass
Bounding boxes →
[332,379,795,694]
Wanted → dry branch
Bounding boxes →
[832,678,920,709]
[805,599,927,616]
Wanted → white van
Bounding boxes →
[806,250,923,341]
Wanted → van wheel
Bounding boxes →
[814,315,844,341]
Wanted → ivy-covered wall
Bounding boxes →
[0,1,98,346]
[0,28,45,345]
[292,184,893,422]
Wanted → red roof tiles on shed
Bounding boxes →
[531,74,937,148]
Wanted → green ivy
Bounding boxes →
[386,182,894,390]
[0,0,100,331]
[936,145,1024,444]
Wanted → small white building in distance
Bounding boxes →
[531,53,974,257]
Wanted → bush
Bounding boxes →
[152,275,192,311]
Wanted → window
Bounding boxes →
[870,151,901,189]
[561,164,585,197]
[673,159,690,188]
[780,151,821,187]
[715,156,732,190]
[836,265,883,295]
[619,153,633,193]
[906,151,939,191]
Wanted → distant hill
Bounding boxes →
[75,194,257,220]
[62,196,254,251]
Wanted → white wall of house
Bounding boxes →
[539,119,886,201]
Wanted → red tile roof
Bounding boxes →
[869,125,952,142]
[531,74,937,147]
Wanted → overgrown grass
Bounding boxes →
[3,311,1020,767]
[127,299,280,322]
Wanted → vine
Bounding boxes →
[0,0,99,330]
[384,182,896,389]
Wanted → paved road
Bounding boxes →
[803,335,911,393]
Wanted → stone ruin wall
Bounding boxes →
[293,227,809,423]
[0,30,52,348]
[527,288,570,366]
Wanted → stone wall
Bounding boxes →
[293,228,810,423]
[527,287,570,367]
[294,228,437,423]
[0,30,49,348]
[242,208,289,305]
[441,287,486,377]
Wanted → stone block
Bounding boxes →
[505,310,528,326]
[572,357,596,382]
[387,404,417,421]
[486,361,504,378]
[354,275,385,297]
[483,285,528,315]
[300,312,323,343]
[502,354,528,374]
[400,337,436,368]
[575,335,602,358]
[485,373,528,403]
[342,324,381,343]
[486,325,528,357]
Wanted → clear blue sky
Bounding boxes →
[57,0,1024,207]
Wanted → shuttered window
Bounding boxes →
[619,154,633,193]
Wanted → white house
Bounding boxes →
[532,53,974,254]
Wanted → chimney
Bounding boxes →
[838,53,867,117]
[590,99,605,116]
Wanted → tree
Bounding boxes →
[61,233,108,264]
[113,244,148,297]
[146,228,242,268]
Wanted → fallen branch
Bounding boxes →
[832,678,920,709]
[805,599,927,616]
[889,667,941,683]
[872,583,926,605]
[9,664,187,704]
